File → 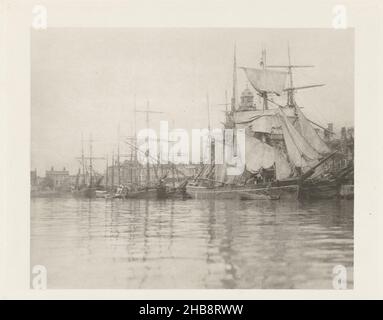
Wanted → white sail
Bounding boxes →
[274,148,292,180]
[249,114,282,134]
[294,106,330,154]
[277,108,320,172]
[233,133,292,179]
[233,108,296,125]
[241,67,288,94]
[241,135,275,173]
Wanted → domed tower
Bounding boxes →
[239,85,255,110]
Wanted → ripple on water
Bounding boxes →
[31,197,354,289]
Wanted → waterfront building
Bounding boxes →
[45,167,70,189]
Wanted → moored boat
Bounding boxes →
[299,179,340,200]
[185,46,350,201]
[72,134,106,199]
[126,188,158,199]
[95,190,108,198]
[186,184,299,200]
[72,186,97,198]
[239,192,280,201]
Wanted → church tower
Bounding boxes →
[238,85,255,110]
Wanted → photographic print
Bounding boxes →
[30,28,354,289]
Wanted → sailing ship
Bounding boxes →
[186,46,352,200]
[106,147,159,199]
[120,138,190,200]
[106,101,168,199]
[156,163,192,200]
[72,134,105,198]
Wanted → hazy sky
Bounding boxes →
[31,28,354,175]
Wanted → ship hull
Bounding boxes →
[299,180,341,200]
[125,188,158,199]
[95,190,108,198]
[156,186,191,200]
[72,187,97,198]
[185,184,299,200]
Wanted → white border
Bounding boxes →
[1,0,382,299]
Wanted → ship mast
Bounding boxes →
[261,48,268,111]
[206,92,211,131]
[133,95,139,185]
[105,155,108,190]
[111,150,114,188]
[266,44,321,108]
[206,93,215,186]
[206,92,214,162]
[124,136,137,184]
[231,45,238,156]
[117,124,121,186]
[89,134,93,188]
[287,45,294,106]
[81,133,86,185]
[135,100,163,189]
[145,102,150,187]
[231,44,237,112]
[76,136,105,188]
[170,120,176,189]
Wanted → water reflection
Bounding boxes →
[31,197,353,289]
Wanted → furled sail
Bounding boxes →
[249,114,282,134]
[240,67,288,95]
[233,108,297,125]
[293,106,330,154]
[277,108,320,172]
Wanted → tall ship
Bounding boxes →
[186,47,353,200]
[107,102,191,199]
[114,136,192,200]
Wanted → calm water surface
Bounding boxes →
[31,197,353,289]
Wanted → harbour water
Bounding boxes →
[31,197,353,289]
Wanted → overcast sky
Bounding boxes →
[31,28,354,175]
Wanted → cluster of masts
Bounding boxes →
[76,44,331,188]
[228,44,325,114]
[226,44,331,134]
[77,100,186,189]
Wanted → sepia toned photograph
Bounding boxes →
[30,28,354,289]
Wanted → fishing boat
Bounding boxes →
[114,101,168,199]
[156,176,192,200]
[100,101,165,200]
[186,46,346,200]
